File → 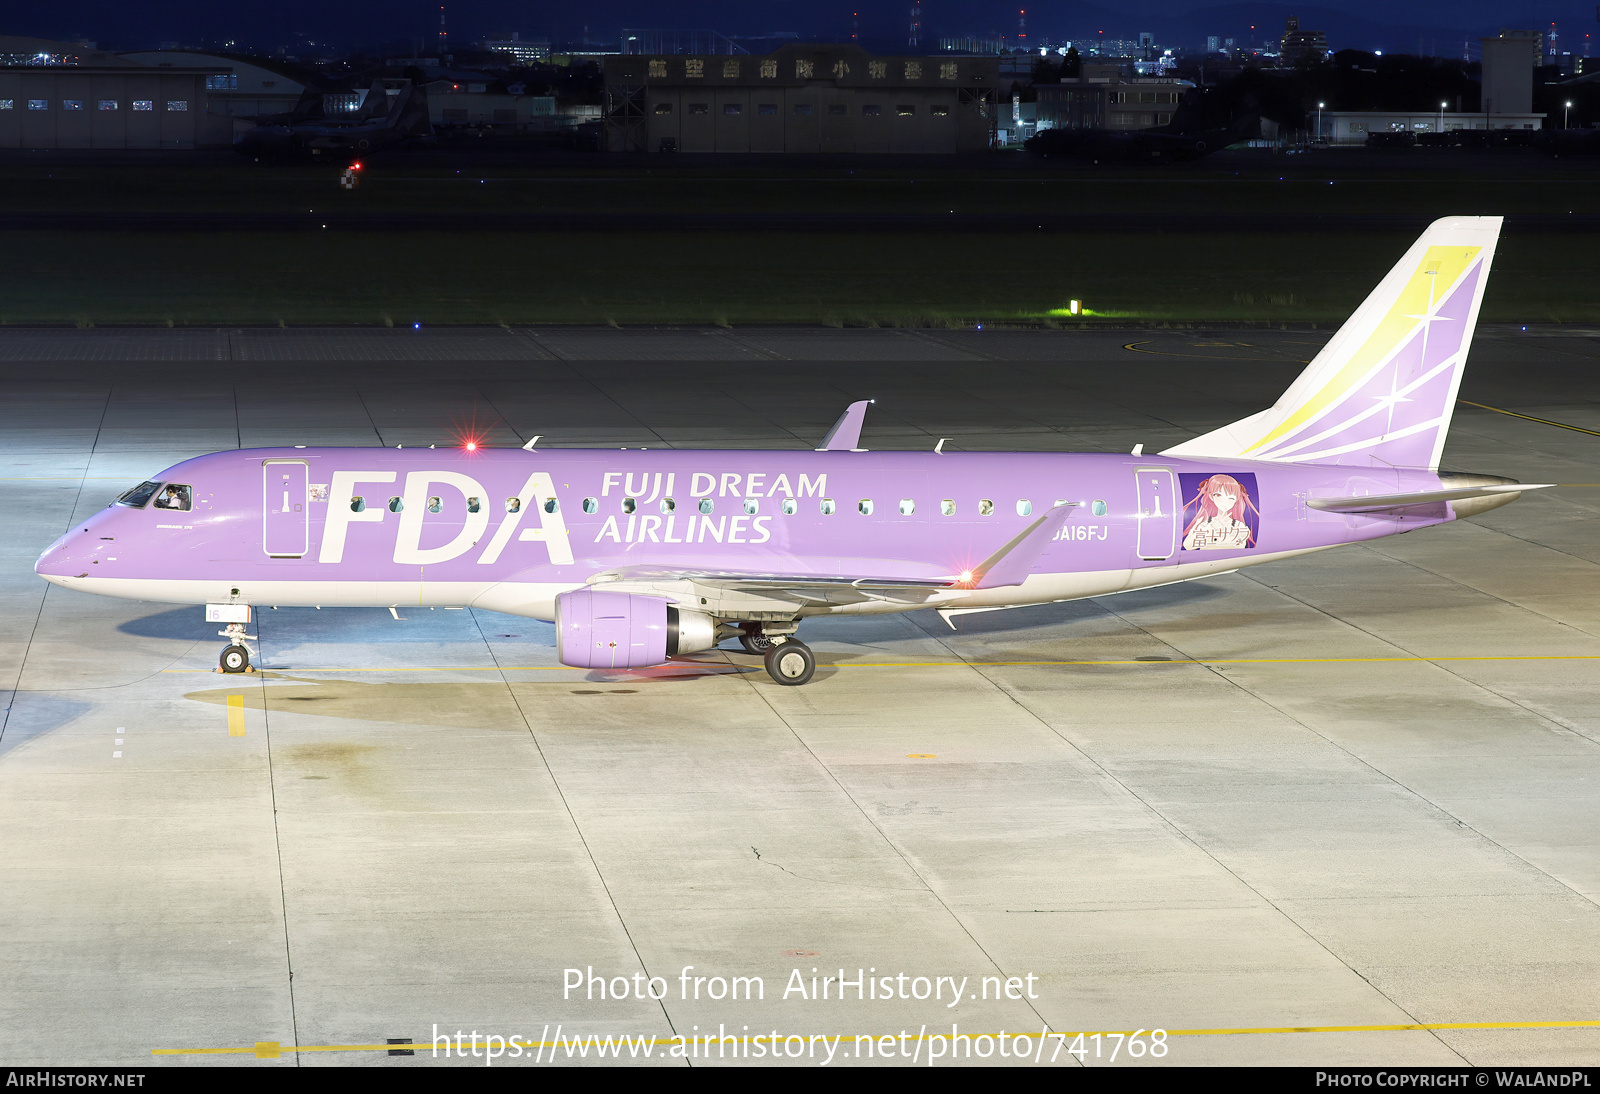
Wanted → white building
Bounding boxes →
[482,34,551,64]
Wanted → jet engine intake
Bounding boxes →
[555,589,716,668]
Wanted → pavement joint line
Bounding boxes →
[153,1020,1600,1056]
[162,654,1600,674]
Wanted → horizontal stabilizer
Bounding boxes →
[1307,483,1553,514]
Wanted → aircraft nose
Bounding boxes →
[35,533,91,583]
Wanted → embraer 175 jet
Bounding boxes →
[36,217,1544,686]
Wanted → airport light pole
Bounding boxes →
[1317,101,1323,141]
[1566,100,1573,128]
[1439,100,1446,133]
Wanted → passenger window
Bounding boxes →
[782,497,797,515]
[388,496,404,513]
[351,496,365,513]
[467,496,481,514]
[859,499,874,516]
[544,497,559,514]
[698,498,713,515]
[428,496,443,514]
[661,497,675,514]
[899,499,915,515]
[116,480,163,508]
[1017,500,1032,516]
[941,500,956,516]
[743,498,758,515]
[821,498,836,515]
[506,497,521,513]
[622,497,635,514]
[1092,500,1108,517]
[582,497,598,514]
[153,484,192,511]
[979,499,994,516]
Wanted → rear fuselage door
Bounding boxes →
[264,459,309,557]
[1134,467,1177,560]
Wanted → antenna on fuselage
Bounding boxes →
[523,435,541,451]
[934,438,946,454]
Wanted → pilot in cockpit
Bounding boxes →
[154,484,191,511]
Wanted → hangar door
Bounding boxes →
[263,460,309,557]
[1134,467,1176,560]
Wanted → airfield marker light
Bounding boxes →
[414,323,421,330]
[1069,299,1082,315]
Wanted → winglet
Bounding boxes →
[817,400,874,452]
[968,504,1078,589]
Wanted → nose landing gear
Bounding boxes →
[217,622,257,673]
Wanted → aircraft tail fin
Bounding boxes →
[1162,215,1502,470]
[357,80,392,120]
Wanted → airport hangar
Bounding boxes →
[0,35,231,149]
[604,44,998,153]
[1,325,1599,1067]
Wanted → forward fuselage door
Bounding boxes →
[264,459,309,557]
[1134,467,1177,560]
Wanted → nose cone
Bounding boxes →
[35,540,82,584]
[35,530,95,586]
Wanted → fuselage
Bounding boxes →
[35,446,1458,622]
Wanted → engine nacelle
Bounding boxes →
[554,589,717,669]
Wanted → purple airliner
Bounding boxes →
[35,217,1547,685]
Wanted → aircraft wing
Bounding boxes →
[584,505,1079,606]
[586,565,959,607]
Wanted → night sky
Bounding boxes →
[10,0,1595,55]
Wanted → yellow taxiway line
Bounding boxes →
[165,653,1600,675]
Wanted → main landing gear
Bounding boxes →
[728,623,814,684]
[762,639,815,686]
[739,627,776,654]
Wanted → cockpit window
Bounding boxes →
[152,484,192,512]
[116,480,163,508]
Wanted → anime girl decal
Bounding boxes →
[1179,472,1261,551]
